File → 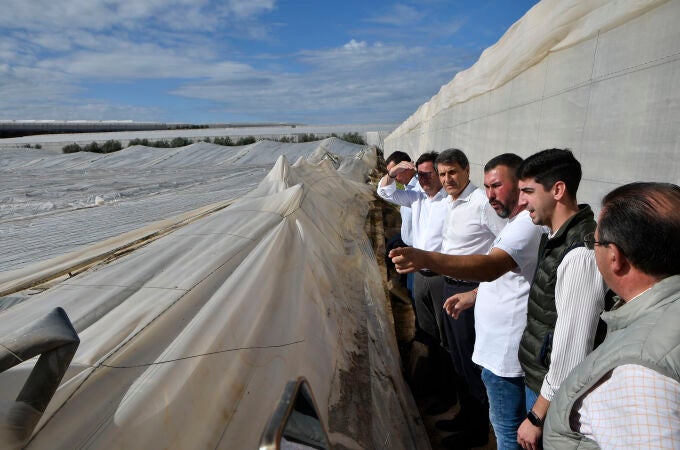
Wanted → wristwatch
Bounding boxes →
[527,410,543,427]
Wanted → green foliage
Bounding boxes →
[100,140,123,153]
[170,137,192,147]
[83,141,101,153]
[213,136,233,146]
[62,143,82,153]
[339,132,365,145]
[235,136,256,145]
[152,140,170,148]
[297,133,318,143]
[128,138,150,146]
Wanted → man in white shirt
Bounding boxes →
[514,149,607,450]
[384,151,417,247]
[393,148,507,448]
[391,153,543,450]
[383,151,418,302]
[377,151,455,413]
[544,182,680,449]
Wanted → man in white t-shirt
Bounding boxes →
[391,154,543,450]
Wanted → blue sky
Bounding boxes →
[0,0,539,124]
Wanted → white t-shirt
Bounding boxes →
[472,210,543,377]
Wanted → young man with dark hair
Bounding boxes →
[384,150,417,247]
[515,149,607,449]
[545,182,680,448]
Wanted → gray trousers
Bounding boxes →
[413,272,447,349]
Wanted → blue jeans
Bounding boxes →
[525,386,540,413]
[481,368,525,450]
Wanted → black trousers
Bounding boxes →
[413,272,446,348]
[442,281,489,437]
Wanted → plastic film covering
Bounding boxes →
[385,0,680,208]
[0,145,428,448]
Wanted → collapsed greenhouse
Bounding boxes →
[1,0,679,448]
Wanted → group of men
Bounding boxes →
[377,148,679,449]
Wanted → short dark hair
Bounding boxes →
[385,151,411,166]
[484,153,523,179]
[599,182,680,277]
[517,148,581,199]
[435,148,468,171]
[415,151,438,169]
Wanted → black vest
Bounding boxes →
[519,205,596,393]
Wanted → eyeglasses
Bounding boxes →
[583,232,612,250]
[417,171,434,179]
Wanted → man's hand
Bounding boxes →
[443,290,476,319]
[389,247,426,273]
[517,418,542,450]
[388,161,415,178]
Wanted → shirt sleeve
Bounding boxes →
[575,364,680,448]
[493,214,542,276]
[540,247,606,401]
[376,180,421,207]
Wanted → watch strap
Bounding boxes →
[527,410,543,427]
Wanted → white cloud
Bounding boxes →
[168,40,466,123]
[366,4,425,26]
[218,0,276,18]
[0,0,275,32]
[343,39,368,51]
[0,0,488,123]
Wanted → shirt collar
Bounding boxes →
[447,181,476,203]
[602,275,680,331]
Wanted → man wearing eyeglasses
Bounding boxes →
[544,182,680,448]
[514,149,607,450]
[390,153,544,450]
[378,151,456,413]
[392,148,508,448]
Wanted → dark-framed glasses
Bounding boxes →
[583,232,612,250]
[417,171,434,179]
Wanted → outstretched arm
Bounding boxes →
[389,246,517,282]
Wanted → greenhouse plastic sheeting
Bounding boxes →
[385,0,680,208]
[0,138,369,274]
[0,144,428,449]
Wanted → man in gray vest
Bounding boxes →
[515,149,607,449]
[544,182,680,448]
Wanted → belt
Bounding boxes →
[419,269,439,277]
[444,276,479,287]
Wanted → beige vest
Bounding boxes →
[544,275,680,449]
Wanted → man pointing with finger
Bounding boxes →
[391,149,507,448]
[391,153,543,450]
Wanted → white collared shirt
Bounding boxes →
[376,182,448,251]
[540,245,607,400]
[575,364,680,448]
[399,177,419,246]
[440,182,507,256]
